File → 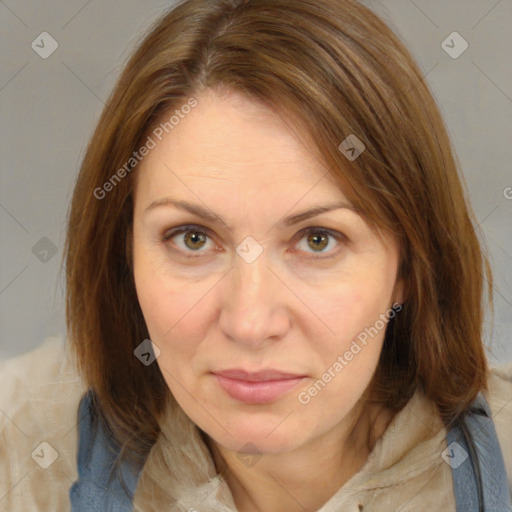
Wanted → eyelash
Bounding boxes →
[160,224,347,260]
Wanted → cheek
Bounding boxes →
[133,252,184,343]
[304,288,389,406]
[137,279,203,346]
[310,265,396,376]
[134,242,188,327]
[135,277,202,392]
[318,279,391,343]
[133,254,216,378]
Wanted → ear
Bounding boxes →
[393,276,407,306]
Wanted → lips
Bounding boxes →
[213,368,307,404]
[215,368,304,381]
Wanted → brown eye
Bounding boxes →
[295,228,346,259]
[183,230,208,250]
[162,225,215,256]
[306,232,329,252]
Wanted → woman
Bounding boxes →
[1,0,510,510]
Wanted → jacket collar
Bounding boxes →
[132,388,450,511]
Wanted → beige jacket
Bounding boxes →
[1,336,511,511]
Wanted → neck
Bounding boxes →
[205,400,395,512]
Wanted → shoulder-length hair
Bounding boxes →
[64,0,492,472]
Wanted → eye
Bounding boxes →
[161,225,216,256]
[293,227,346,259]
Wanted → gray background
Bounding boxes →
[1,0,511,363]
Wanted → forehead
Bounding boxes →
[135,88,346,200]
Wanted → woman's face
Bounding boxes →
[132,88,404,455]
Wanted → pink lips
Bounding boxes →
[213,369,306,404]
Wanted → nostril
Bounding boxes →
[358,503,363,511]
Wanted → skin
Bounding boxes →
[132,87,405,511]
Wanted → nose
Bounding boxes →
[218,251,290,349]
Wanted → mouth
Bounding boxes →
[212,368,307,404]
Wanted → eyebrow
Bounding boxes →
[144,198,357,229]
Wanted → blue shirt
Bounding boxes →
[69,390,145,511]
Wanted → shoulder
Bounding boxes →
[485,362,512,493]
[0,337,87,511]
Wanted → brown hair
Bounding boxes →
[64,0,492,477]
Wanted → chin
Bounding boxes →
[206,410,305,454]
[217,432,301,456]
